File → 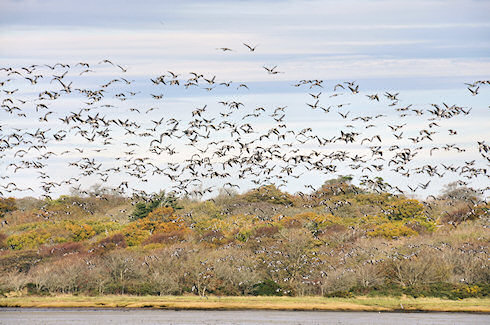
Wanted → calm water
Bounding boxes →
[0,308,488,325]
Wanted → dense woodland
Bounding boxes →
[0,177,488,299]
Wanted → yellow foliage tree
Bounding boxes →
[386,199,424,220]
[7,229,50,250]
[65,223,96,241]
[367,222,417,238]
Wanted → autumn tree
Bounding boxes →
[440,182,481,202]
[243,185,293,205]
[103,251,140,294]
[385,198,424,220]
[0,197,16,218]
[384,252,450,287]
[316,175,361,197]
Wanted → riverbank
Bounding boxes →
[1,295,489,313]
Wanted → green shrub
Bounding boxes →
[130,192,181,220]
[324,290,355,298]
[348,283,489,300]
[252,280,283,296]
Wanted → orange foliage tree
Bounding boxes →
[123,207,189,246]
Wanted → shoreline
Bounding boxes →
[1,295,489,313]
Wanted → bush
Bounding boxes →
[234,229,251,242]
[39,242,83,257]
[252,225,279,238]
[7,230,50,250]
[199,230,228,246]
[324,290,354,298]
[147,206,176,222]
[93,233,127,253]
[338,283,489,299]
[65,222,96,241]
[252,279,283,296]
[244,185,293,205]
[440,182,481,202]
[442,203,487,225]
[384,253,450,286]
[315,176,361,197]
[358,284,404,297]
[0,197,16,218]
[0,232,7,249]
[142,230,187,245]
[385,199,424,220]
[122,214,189,246]
[367,222,417,238]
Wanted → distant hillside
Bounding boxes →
[0,179,488,298]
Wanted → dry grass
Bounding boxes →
[0,295,489,312]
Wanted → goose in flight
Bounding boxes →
[263,65,283,74]
[98,59,114,65]
[243,43,258,52]
[467,86,479,96]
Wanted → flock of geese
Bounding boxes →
[0,44,489,201]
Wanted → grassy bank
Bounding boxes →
[1,295,489,313]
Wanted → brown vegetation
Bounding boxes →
[0,179,488,300]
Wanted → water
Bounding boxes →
[1,308,489,325]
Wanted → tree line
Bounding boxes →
[0,178,488,299]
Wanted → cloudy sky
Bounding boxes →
[0,0,489,198]
[2,0,490,80]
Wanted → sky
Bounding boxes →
[0,0,489,199]
[2,0,490,81]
